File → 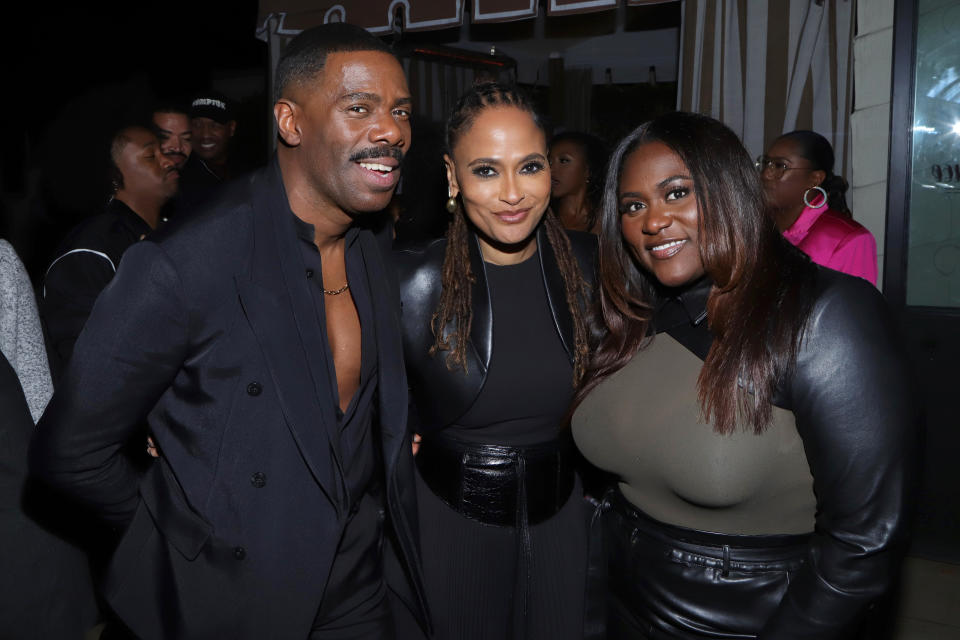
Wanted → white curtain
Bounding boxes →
[679,0,854,174]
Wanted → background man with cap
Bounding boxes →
[189,90,236,182]
[167,91,237,214]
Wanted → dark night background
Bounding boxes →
[0,1,679,281]
[1,0,268,280]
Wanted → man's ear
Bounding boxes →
[274,100,301,147]
[227,120,237,138]
[443,153,459,197]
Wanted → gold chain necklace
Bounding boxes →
[323,282,350,296]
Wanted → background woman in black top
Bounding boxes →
[393,83,596,640]
[548,130,609,234]
[571,112,918,638]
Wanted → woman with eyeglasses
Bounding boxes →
[758,130,878,285]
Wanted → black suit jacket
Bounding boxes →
[30,159,428,639]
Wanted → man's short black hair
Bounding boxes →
[106,123,153,193]
[274,22,396,101]
[152,101,190,118]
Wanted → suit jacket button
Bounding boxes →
[246,382,262,396]
[234,546,246,560]
[250,472,266,488]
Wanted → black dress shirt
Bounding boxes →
[292,215,380,506]
[292,215,391,634]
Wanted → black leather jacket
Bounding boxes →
[393,225,597,432]
[657,269,920,639]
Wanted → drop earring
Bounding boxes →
[445,189,458,213]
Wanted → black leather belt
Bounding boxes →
[415,432,575,527]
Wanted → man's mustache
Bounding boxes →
[162,150,188,160]
[349,147,405,163]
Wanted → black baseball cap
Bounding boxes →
[190,91,233,123]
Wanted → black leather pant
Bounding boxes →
[602,489,810,639]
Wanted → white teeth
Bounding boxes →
[651,239,685,251]
[359,162,393,172]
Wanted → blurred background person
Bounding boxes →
[189,90,237,183]
[173,91,239,214]
[759,130,877,285]
[152,102,192,171]
[548,131,608,234]
[152,101,195,224]
[41,124,178,372]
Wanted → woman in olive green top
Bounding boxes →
[571,112,918,639]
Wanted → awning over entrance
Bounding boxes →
[256,0,673,37]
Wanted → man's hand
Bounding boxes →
[411,433,422,456]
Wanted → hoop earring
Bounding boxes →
[803,186,828,209]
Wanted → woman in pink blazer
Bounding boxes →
[759,130,877,285]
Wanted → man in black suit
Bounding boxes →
[31,23,427,639]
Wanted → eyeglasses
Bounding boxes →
[755,156,814,179]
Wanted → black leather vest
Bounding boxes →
[393,225,597,432]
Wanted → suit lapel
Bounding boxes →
[235,162,346,515]
[361,230,430,620]
[357,231,406,463]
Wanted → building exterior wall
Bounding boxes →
[850,0,895,288]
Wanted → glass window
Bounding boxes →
[907,0,960,307]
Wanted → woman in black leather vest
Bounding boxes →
[570,112,918,639]
[393,83,597,640]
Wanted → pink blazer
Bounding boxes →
[783,205,878,286]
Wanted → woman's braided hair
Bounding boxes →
[430,82,590,385]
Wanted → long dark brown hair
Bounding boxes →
[575,112,817,434]
[430,82,591,385]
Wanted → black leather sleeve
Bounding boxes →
[760,271,919,639]
[393,238,483,432]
